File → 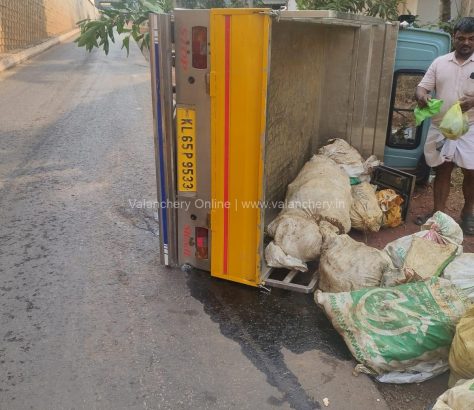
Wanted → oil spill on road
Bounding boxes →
[186,269,352,410]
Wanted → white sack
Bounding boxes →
[350,182,383,232]
[433,379,474,410]
[284,155,352,233]
[265,212,322,272]
[318,138,365,177]
[318,138,380,181]
[265,155,352,271]
[318,222,393,292]
[444,253,474,302]
[384,211,463,269]
[403,236,457,280]
[264,242,308,272]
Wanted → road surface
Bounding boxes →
[0,38,446,409]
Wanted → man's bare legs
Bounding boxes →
[461,168,474,216]
[430,164,474,234]
[461,168,474,235]
[433,161,455,213]
[415,161,454,225]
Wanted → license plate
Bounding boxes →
[176,107,196,192]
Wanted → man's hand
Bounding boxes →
[459,96,474,112]
[415,87,431,108]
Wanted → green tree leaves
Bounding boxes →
[295,0,404,21]
[75,0,171,55]
[77,0,403,57]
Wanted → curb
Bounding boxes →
[0,28,80,73]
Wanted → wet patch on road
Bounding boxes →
[186,269,352,410]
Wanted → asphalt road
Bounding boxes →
[0,39,446,410]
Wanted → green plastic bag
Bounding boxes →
[414,98,443,126]
[439,102,470,140]
[349,177,361,186]
[316,278,470,383]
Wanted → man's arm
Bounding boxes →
[415,86,431,108]
[416,59,437,108]
[459,96,474,112]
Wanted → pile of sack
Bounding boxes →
[316,211,474,384]
[265,138,406,272]
[265,154,351,272]
[263,137,474,388]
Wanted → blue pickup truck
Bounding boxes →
[384,27,451,182]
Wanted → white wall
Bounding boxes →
[415,0,462,24]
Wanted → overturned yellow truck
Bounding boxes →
[149,8,450,292]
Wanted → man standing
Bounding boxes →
[415,17,474,235]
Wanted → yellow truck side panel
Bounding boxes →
[210,9,270,286]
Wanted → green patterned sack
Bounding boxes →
[316,278,470,383]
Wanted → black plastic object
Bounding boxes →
[398,15,417,24]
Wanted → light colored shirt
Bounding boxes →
[418,51,474,125]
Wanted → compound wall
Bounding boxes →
[0,0,97,53]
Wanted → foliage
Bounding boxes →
[76,0,267,56]
[175,0,264,9]
[78,0,405,56]
[75,0,172,56]
[230,0,265,6]
[422,17,460,50]
[432,17,462,38]
[295,0,404,21]
[178,0,226,8]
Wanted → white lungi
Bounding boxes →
[424,125,474,170]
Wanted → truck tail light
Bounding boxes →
[195,227,209,259]
[192,26,207,69]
